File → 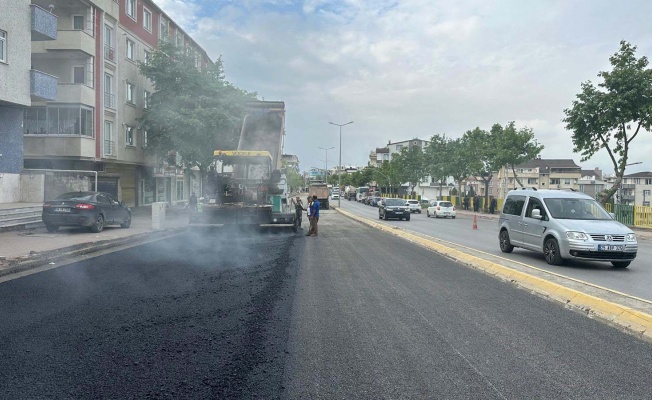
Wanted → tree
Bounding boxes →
[424,134,453,198]
[139,41,255,176]
[393,145,427,196]
[447,137,474,197]
[493,122,543,188]
[463,126,503,210]
[563,41,652,205]
[285,168,304,193]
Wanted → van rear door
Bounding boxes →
[500,195,527,246]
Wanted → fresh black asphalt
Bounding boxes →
[1,212,652,399]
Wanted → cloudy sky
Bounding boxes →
[156,0,652,175]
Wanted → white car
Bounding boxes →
[406,199,421,213]
[427,200,456,218]
[331,193,340,200]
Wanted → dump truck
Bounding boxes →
[308,181,329,210]
[191,101,297,230]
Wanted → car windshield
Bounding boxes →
[55,192,95,201]
[543,198,612,220]
[385,199,405,206]
[439,202,453,207]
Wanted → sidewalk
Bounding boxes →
[0,206,190,275]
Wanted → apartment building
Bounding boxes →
[578,167,606,199]
[22,0,211,207]
[494,158,581,199]
[621,172,652,206]
[0,1,57,202]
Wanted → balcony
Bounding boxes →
[104,92,116,109]
[31,30,95,56]
[57,83,95,106]
[24,135,96,159]
[30,70,58,101]
[621,184,636,189]
[104,44,116,62]
[31,4,57,41]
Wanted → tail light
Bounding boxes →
[437,206,441,210]
[453,206,456,211]
[75,203,95,210]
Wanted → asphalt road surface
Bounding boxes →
[342,199,652,301]
[1,213,652,399]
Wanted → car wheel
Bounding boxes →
[434,212,438,218]
[499,230,514,253]
[426,211,430,217]
[45,224,59,233]
[90,214,105,233]
[611,261,631,269]
[120,212,132,228]
[543,238,563,265]
[452,216,456,219]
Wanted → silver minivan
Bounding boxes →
[498,189,637,268]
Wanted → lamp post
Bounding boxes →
[329,121,354,208]
[318,146,334,183]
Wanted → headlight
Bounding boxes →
[566,231,588,240]
[626,233,637,242]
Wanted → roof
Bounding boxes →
[516,159,580,169]
[624,171,652,178]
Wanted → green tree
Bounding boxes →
[393,145,427,197]
[285,168,304,193]
[424,134,453,198]
[448,137,474,196]
[463,126,503,210]
[139,41,255,176]
[493,122,543,188]
[563,41,652,205]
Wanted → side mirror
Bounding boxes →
[531,209,542,219]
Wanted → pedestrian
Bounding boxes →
[489,196,497,214]
[474,195,480,212]
[291,196,305,227]
[307,194,320,236]
[463,196,469,211]
[189,191,198,213]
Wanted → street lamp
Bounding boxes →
[329,121,354,207]
[318,146,334,183]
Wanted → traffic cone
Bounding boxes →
[473,215,478,230]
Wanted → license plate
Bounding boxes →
[54,208,71,213]
[394,211,403,214]
[598,245,623,251]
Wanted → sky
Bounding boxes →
[156,0,652,176]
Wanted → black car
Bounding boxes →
[42,191,132,233]
[378,198,410,221]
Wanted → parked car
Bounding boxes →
[427,200,456,218]
[498,189,637,268]
[42,191,132,233]
[379,198,410,221]
[406,199,421,213]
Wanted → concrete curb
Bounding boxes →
[0,227,189,278]
[336,207,652,342]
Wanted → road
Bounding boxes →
[341,199,652,301]
[1,214,652,398]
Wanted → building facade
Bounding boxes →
[494,158,581,199]
[0,1,57,202]
[621,172,652,206]
[19,0,211,206]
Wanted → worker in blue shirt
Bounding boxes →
[307,195,320,236]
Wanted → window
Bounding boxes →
[550,178,560,185]
[635,178,641,184]
[502,195,526,216]
[143,90,150,109]
[104,74,115,109]
[564,179,571,185]
[104,121,113,155]
[142,130,148,148]
[396,144,403,151]
[125,125,134,146]
[143,8,152,32]
[160,17,169,40]
[126,82,135,104]
[527,178,537,185]
[176,32,184,47]
[23,105,94,136]
[126,0,136,19]
[73,15,84,30]
[644,190,651,196]
[73,66,85,84]
[0,30,6,63]
[525,198,547,220]
[176,181,184,201]
[144,49,151,65]
[126,38,135,60]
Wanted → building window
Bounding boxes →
[143,90,150,109]
[550,178,560,185]
[104,25,115,61]
[0,30,6,63]
[564,179,571,185]
[73,66,85,84]
[73,15,85,30]
[176,180,184,200]
[635,178,641,184]
[160,17,169,40]
[126,38,135,60]
[142,130,148,148]
[104,121,114,155]
[126,82,135,104]
[646,179,652,185]
[126,0,136,20]
[23,105,94,137]
[143,7,152,32]
[176,32,184,47]
[144,49,151,65]
[527,178,537,185]
[396,144,403,151]
[125,125,134,146]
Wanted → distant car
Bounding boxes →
[370,196,382,207]
[379,198,410,221]
[498,189,637,268]
[406,199,421,213]
[42,191,132,233]
[331,193,340,200]
[427,201,456,219]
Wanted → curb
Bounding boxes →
[336,207,652,342]
[0,226,189,278]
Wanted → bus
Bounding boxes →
[356,186,370,202]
